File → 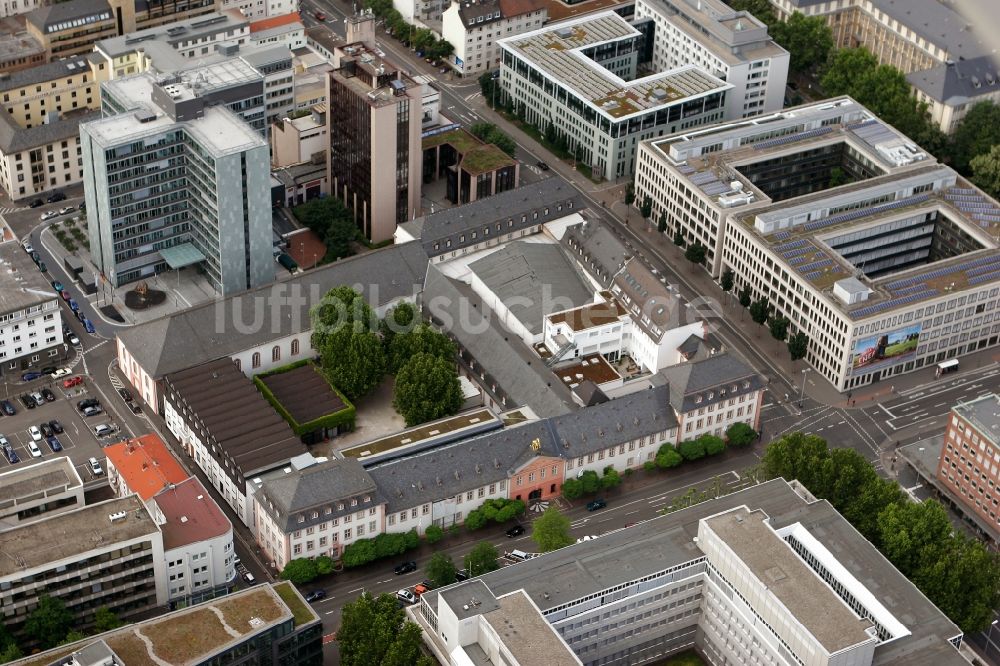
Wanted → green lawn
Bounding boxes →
[649,650,706,666]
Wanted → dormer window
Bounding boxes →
[708,392,714,399]
[743,381,750,389]
[338,503,344,511]
[297,515,305,523]
[351,499,358,506]
[477,16,483,22]
[695,395,702,404]
[363,495,371,502]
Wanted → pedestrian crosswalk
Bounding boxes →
[0,207,25,216]
[109,372,125,392]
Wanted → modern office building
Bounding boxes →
[80,69,274,294]
[634,97,1000,392]
[766,0,999,134]
[497,11,731,180]
[0,457,84,530]
[936,393,1000,532]
[0,242,66,374]
[325,12,423,243]
[8,583,323,666]
[441,0,546,77]
[0,495,166,640]
[634,0,789,120]
[415,479,968,666]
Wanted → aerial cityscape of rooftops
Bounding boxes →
[1,0,1000,662]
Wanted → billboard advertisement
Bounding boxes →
[849,323,921,377]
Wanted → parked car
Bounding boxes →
[83,406,103,417]
[20,394,36,409]
[243,570,256,584]
[304,590,326,602]
[505,524,525,538]
[395,589,416,604]
[3,439,19,464]
[83,318,95,334]
[77,398,100,410]
[68,299,79,312]
[94,423,114,437]
[38,261,46,273]
[46,435,63,452]
[0,400,15,416]
[60,289,71,301]
[129,402,142,414]
[40,366,56,376]
[28,425,42,442]
[314,10,326,19]
[118,387,133,402]
[30,391,44,405]
[536,161,550,171]
[58,206,75,215]
[27,441,42,458]
[28,199,43,208]
[21,371,41,382]
[393,560,417,575]
[46,192,66,203]
[88,457,103,475]
[413,582,431,597]
[68,333,80,346]
[63,376,83,388]
[586,498,607,511]
[52,368,71,378]
[51,281,63,292]
[39,422,52,437]
[49,419,63,433]
[40,388,55,402]
[40,210,58,221]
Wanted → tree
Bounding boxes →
[469,122,516,157]
[495,499,526,522]
[24,595,73,649]
[655,445,683,469]
[465,542,500,576]
[624,183,635,224]
[338,592,432,666]
[673,230,686,247]
[380,302,417,346]
[388,323,455,373]
[684,242,707,267]
[426,552,458,588]
[720,269,735,294]
[725,0,776,25]
[677,439,707,461]
[600,466,622,490]
[770,12,832,75]
[969,145,1000,199]
[579,470,601,495]
[281,558,319,584]
[93,607,123,633]
[393,352,462,427]
[657,211,668,234]
[58,631,86,646]
[425,524,445,544]
[699,434,726,456]
[464,509,487,530]
[787,331,809,362]
[562,477,583,499]
[292,197,358,263]
[726,422,757,448]
[316,555,335,575]
[312,286,386,400]
[478,72,496,106]
[532,506,573,552]
[749,298,770,335]
[768,316,790,348]
[639,196,653,224]
[915,534,1000,633]
[949,101,1000,174]
[0,643,22,663]
[877,500,954,577]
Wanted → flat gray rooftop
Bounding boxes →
[0,457,80,507]
[0,242,58,316]
[705,507,874,654]
[0,495,157,577]
[439,580,499,620]
[954,393,1000,446]
[484,591,579,666]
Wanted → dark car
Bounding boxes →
[304,590,326,602]
[46,192,66,203]
[83,318,95,334]
[30,251,40,265]
[505,524,525,538]
[536,161,550,171]
[393,560,417,575]
[20,394,36,409]
[40,388,55,402]
[21,371,41,382]
[28,198,43,208]
[118,387,133,402]
[455,568,470,581]
[46,435,63,452]
[68,298,79,312]
[77,398,100,410]
[52,280,64,292]
[129,402,142,415]
[314,10,326,19]
[0,400,15,416]
[49,419,63,433]
[4,446,19,464]
[40,366,56,376]
[586,498,607,511]
[40,423,52,437]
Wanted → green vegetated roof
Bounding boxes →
[461,144,515,175]
[274,582,316,627]
[254,360,356,436]
[422,128,482,153]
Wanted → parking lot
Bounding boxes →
[0,373,132,483]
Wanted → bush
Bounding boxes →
[280,558,319,584]
[466,499,524,528]
[600,467,622,490]
[643,461,657,472]
[580,470,601,494]
[677,439,707,461]
[655,443,683,469]
[425,525,444,544]
[342,529,420,568]
[316,555,335,575]
[562,477,583,499]
[726,422,757,448]
[699,434,726,456]
[464,509,487,530]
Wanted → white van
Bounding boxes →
[509,549,530,562]
[93,424,113,437]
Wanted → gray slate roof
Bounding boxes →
[424,266,576,418]
[907,55,1000,104]
[562,220,630,287]
[658,352,765,414]
[0,107,99,154]
[468,241,593,336]
[367,384,675,512]
[26,0,112,31]
[0,57,91,93]
[117,241,428,379]
[257,457,379,531]
[404,178,584,257]
[611,258,681,343]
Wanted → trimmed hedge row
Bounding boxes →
[253,359,356,436]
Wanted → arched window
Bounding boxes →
[234,358,241,372]
[291,339,300,356]
[252,352,261,369]
[272,345,280,362]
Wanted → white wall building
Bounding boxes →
[497,11,731,180]
[635,0,789,120]
[219,0,297,21]
[0,457,83,530]
[441,0,546,77]
[0,242,66,374]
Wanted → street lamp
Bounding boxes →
[798,368,811,408]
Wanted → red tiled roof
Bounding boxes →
[104,433,189,501]
[250,12,302,33]
[152,477,232,550]
[499,0,544,17]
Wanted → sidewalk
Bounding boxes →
[466,95,1000,409]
